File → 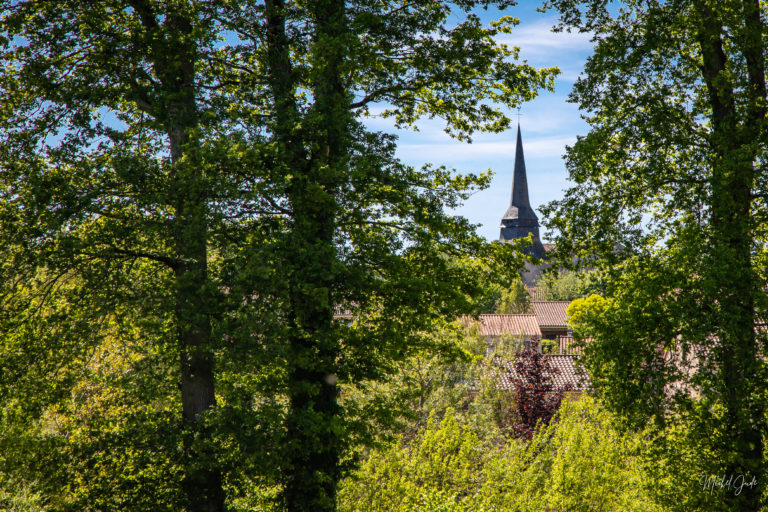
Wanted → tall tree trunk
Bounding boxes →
[696,1,766,508]
[171,135,223,512]
[132,2,225,510]
[265,0,348,509]
[170,132,224,512]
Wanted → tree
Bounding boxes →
[338,408,499,512]
[341,319,522,446]
[338,396,659,512]
[542,0,767,509]
[449,255,531,314]
[256,1,555,509]
[0,1,556,511]
[512,396,661,512]
[494,276,532,314]
[539,268,595,301]
[0,2,248,510]
[508,342,570,439]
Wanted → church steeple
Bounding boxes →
[499,124,546,258]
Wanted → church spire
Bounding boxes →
[506,124,537,221]
[499,124,546,258]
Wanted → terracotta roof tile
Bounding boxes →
[557,335,594,355]
[462,314,542,337]
[497,354,590,391]
[546,354,591,390]
[532,301,571,328]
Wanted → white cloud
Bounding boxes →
[395,135,576,165]
[498,21,594,56]
[364,101,584,142]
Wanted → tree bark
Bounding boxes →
[265,0,348,509]
[696,1,766,508]
[132,3,225,510]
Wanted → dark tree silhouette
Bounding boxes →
[510,342,571,440]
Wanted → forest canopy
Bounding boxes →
[0,1,555,511]
[0,0,765,511]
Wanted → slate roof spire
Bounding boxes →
[499,124,546,259]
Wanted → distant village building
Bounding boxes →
[465,306,577,354]
[556,335,592,356]
[483,127,590,389]
[499,125,552,285]
[461,313,542,354]
[497,354,591,393]
[531,301,570,339]
[471,313,541,340]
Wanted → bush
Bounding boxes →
[337,409,497,512]
[513,396,661,512]
[339,396,661,512]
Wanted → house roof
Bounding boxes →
[532,301,570,328]
[463,314,542,337]
[558,335,594,355]
[546,354,591,390]
[497,354,591,391]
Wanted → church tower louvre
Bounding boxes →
[499,124,546,259]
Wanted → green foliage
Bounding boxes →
[540,338,558,354]
[540,269,597,301]
[447,253,529,315]
[565,253,768,509]
[341,321,514,447]
[0,485,45,512]
[542,0,768,508]
[516,396,661,512]
[638,405,748,512]
[338,409,488,512]
[0,1,556,510]
[339,396,659,512]
[566,294,611,350]
[494,277,531,314]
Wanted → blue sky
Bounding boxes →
[365,3,595,241]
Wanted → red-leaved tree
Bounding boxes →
[510,342,571,439]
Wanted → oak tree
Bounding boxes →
[0,1,555,511]
[543,1,768,510]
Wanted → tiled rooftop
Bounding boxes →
[532,301,570,328]
[558,335,594,355]
[462,314,542,337]
[497,354,590,391]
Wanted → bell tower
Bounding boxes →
[499,124,546,259]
